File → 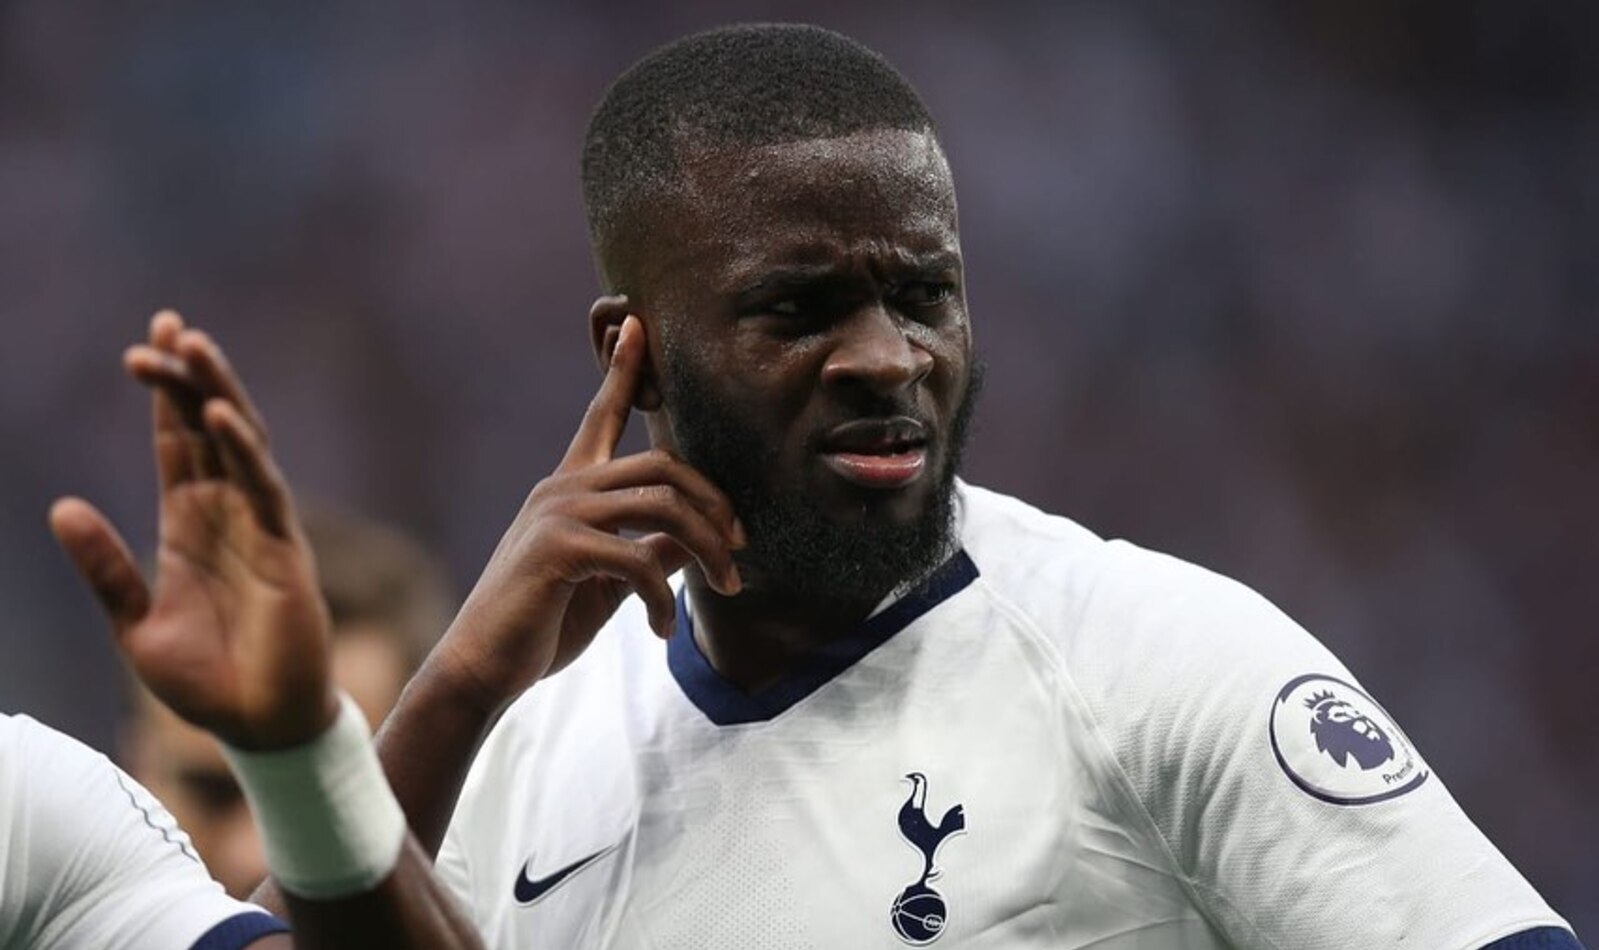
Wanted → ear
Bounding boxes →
[588,294,662,411]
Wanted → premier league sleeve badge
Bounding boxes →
[1268,673,1430,805]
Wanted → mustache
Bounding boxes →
[812,404,933,438]
[802,393,939,449]
[800,367,982,455]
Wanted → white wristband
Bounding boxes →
[221,692,406,899]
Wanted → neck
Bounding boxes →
[683,568,886,694]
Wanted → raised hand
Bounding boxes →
[433,314,744,713]
[50,311,336,751]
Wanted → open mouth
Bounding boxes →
[818,418,930,489]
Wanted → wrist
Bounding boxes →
[225,688,342,752]
[221,691,406,899]
[417,624,528,722]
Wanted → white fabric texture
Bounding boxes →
[222,691,406,899]
[0,713,271,949]
[437,482,1570,949]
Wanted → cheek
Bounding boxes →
[902,321,945,355]
[728,333,830,417]
[915,322,972,394]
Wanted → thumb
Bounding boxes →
[49,497,151,636]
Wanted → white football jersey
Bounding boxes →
[438,483,1572,949]
[0,713,286,950]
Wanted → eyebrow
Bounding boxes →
[733,264,843,298]
[731,250,962,297]
[902,249,963,275]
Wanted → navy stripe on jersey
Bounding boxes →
[112,768,200,864]
[669,549,980,725]
[189,910,289,949]
[1480,927,1586,949]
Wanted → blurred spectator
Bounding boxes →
[119,508,453,898]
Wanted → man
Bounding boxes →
[41,311,482,948]
[311,24,1577,948]
[124,509,453,898]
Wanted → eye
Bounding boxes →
[893,281,954,308]
[756,294,832,325]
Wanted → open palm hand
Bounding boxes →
[51,311,336,750]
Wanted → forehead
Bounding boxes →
[643,128,959,293]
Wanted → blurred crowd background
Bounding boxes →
[1,0,1594,933]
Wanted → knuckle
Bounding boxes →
[636,482,682,508]
[643,448,678,473]
[631,542,663,575]
[526,474,559,501]
[527,472,578,507]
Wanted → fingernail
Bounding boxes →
[611,321,630,366]
[731,517,748,548]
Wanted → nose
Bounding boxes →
[819,304,934,398]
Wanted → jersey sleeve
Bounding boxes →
[1068,542,1574,950]
[2,715,287,950]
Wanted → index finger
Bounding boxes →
[559,315,646,470]
[126,341,217,488]
[177,327,272,444]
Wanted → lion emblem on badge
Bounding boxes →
[1271,673,1427,804]
[1305,689,1394,771]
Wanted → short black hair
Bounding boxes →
[581,23,937,289]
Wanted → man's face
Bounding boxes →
[634,128,975,603]
[126,628,408,898]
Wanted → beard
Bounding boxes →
[660,346,982,606]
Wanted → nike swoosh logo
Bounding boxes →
[513,843,621,905]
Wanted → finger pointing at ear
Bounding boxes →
[561,315,645,471]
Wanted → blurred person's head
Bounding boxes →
[121,508,453,898]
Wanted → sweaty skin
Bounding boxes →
[626,127,974,686]
[360,127,974,864]
[634,127,968,530]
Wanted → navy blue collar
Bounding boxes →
[667,550,980,726]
